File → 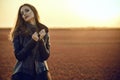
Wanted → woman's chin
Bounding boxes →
[24,19,30,22]
[24,18,34,23]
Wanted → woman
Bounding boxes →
[10,3,51,80]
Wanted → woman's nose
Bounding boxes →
[23,13,27,16]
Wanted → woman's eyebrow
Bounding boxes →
[25,9,29,11]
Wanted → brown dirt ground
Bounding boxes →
[0,28,120,80]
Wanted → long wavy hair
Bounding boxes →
[10,3,40,41]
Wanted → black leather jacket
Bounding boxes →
[12,23,50,77]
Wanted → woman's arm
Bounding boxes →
[13,35,37,61]
[38,33,50,61]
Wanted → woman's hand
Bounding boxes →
[39,29,46,40]
[32,32,39,41]
[32,29,46,41]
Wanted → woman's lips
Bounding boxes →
[25,16,29,19]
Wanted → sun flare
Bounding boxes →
[66,0,120,26]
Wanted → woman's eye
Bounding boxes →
[25,9,29,12]
[21,9,30,15]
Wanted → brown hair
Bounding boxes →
[10,3,40,41]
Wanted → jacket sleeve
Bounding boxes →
[13,35,37,61]
[38,33,50,61]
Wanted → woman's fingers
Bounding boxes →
[32,32,39,41]
[32,29,46,41]
[39,29,46,39]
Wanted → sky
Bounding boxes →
[0,0,120,28]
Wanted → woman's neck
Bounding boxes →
[29,18,36,26]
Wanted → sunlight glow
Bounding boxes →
[0,0,120,28]
[65,0,120,27]
[66,0,119,21]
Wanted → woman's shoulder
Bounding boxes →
[38,23,49,33]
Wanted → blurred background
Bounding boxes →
[0,0,120,80]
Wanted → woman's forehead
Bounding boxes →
[20,6,31,12]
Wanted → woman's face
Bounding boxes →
[20,6,35,22]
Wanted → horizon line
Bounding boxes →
[0,27,120,30]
